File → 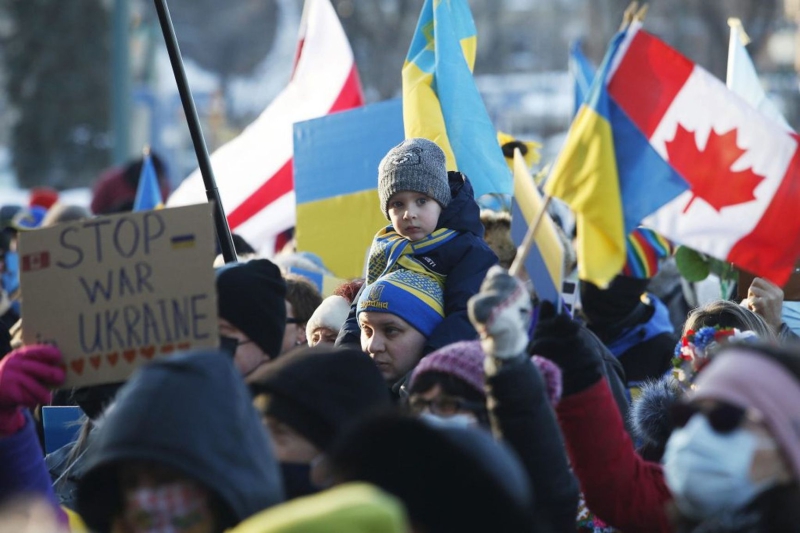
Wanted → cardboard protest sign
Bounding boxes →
[20,204,219,388]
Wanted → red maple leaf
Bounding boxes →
[665,125,764,213]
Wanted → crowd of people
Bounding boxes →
[2,138,800,533]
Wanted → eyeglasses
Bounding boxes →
[669,401,747,434]
[220,335,254,357]
[408,395,485,416]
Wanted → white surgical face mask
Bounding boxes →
[420,412,477,429]
[663,415,776,520]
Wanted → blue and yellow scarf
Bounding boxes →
[366,226,458,285]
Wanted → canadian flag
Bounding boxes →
[167,0,364,255]
[608,24,800,286]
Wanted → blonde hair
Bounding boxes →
[683,299,775,340]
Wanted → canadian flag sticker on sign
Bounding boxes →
[22,251,50,272]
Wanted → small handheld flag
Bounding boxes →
[133,148,164,211]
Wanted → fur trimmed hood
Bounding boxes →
[630,375,682,450]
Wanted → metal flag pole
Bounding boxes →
[152,0,238,263]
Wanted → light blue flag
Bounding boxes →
[569,40,596,119]
[403,0,511,198]
[133,153,163,211]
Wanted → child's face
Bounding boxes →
[387,191,442,242]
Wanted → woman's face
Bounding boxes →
[664,398,794,520]
[359,311,426,383]
[308,326,339,347]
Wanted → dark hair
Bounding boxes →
[121,152,168,190]
[683,300,774,339]
[284,274,323,324]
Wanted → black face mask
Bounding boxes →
[219,335,239,358]
[279,462,319,500]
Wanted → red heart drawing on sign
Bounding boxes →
[89,355,101,370]
[70,359,84,375]
[161,344,175,354]
[107,353,119,366]
[123,350,136,363]
[177,342,191,351]
[140,346,155,359]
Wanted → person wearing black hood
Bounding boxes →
[580,274,678,391]
[326,411,534,533]
[250,345,392,500]
[76,349,284,533]
[336,138,498,355]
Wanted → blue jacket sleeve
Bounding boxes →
[0,410,66,522]
[423,236,497,353]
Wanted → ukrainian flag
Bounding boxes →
[510,149,564,306]
[402,0,511,198]
[133,152,164,211]
[569,40,596,119]
[546,29,686,287]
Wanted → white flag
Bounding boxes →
[168,0,364,256]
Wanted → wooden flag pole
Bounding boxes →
[509,195,553,278]
[152,0,238,264]
[620,2,639,31]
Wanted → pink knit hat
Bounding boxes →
[410,340,563,406]
[693,346,800,479]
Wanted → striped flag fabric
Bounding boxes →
[510,149,564,306]
[547,21,800,287]
[569,39,596,119]
[167,0,363,255]
[402,0,510,198]
[622,227,672,279]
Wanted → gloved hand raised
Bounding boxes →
[0,344,65,436]
[529,301,604,396]
[468,266,532,360]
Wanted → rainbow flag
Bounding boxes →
[622,227,672,279]
[402,0,510,198]
[133,153,163,211]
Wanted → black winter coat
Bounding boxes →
[486,355,580,533]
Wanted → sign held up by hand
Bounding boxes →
[20,204,219,388]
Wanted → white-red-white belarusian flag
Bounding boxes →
[167,0,364,255]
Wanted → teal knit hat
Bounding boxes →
[357,269,445,337]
